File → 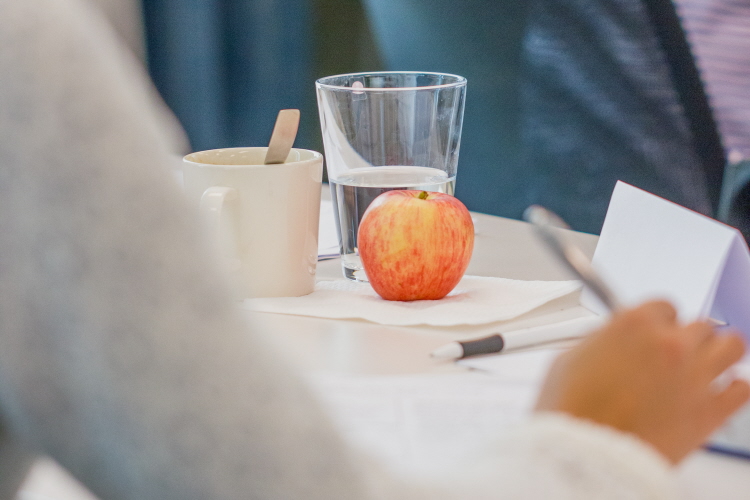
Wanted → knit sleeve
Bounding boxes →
[424,412,677,500]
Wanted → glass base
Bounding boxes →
[341,253,369,282]
[343,264,369,282]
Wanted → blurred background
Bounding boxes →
[102,0,748,237]
[105,0,535,225]
[141,0,386,156]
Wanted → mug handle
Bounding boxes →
[200,186,240,271]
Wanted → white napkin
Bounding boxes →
[243,275,581,326]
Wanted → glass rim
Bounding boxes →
[315,71,467,92]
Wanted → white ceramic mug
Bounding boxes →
[183,147,323,298]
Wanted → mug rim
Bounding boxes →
[315,71,467,92]
[183,147,323,167]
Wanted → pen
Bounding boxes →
[523,205,622,312]
[430,316,605,360]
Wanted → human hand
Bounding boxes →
[536,301,750,464]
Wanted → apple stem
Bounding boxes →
[418,191,429,200]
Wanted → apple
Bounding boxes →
[358,190,474,301]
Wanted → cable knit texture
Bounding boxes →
[0,0,676,498]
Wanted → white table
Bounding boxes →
[253,209,750,499]
[17,210,750,499]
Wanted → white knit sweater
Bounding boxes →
[0,0,676,498]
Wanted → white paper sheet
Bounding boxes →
[457,347,565,380]
[308,370,542,475]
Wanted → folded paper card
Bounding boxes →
[243,275,581,326]
[583,181,750,338]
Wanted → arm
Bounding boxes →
[0,1,385,498]
[0,423,35,500]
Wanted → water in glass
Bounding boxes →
[330,166,456,281]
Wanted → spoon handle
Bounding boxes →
[264,109,300,164]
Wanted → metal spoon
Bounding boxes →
[264,109,300,164]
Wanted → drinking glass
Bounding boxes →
[316,71,467,281]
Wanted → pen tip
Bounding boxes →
[430,343,463,360]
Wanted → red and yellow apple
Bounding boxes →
[358,190,474,301]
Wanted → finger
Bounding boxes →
[632,300,678,324]
[681,320,715,351]
[706,379,750,431]
[697,333,747,383]
[613,300,677,335]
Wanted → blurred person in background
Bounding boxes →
[361,0,750,235]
